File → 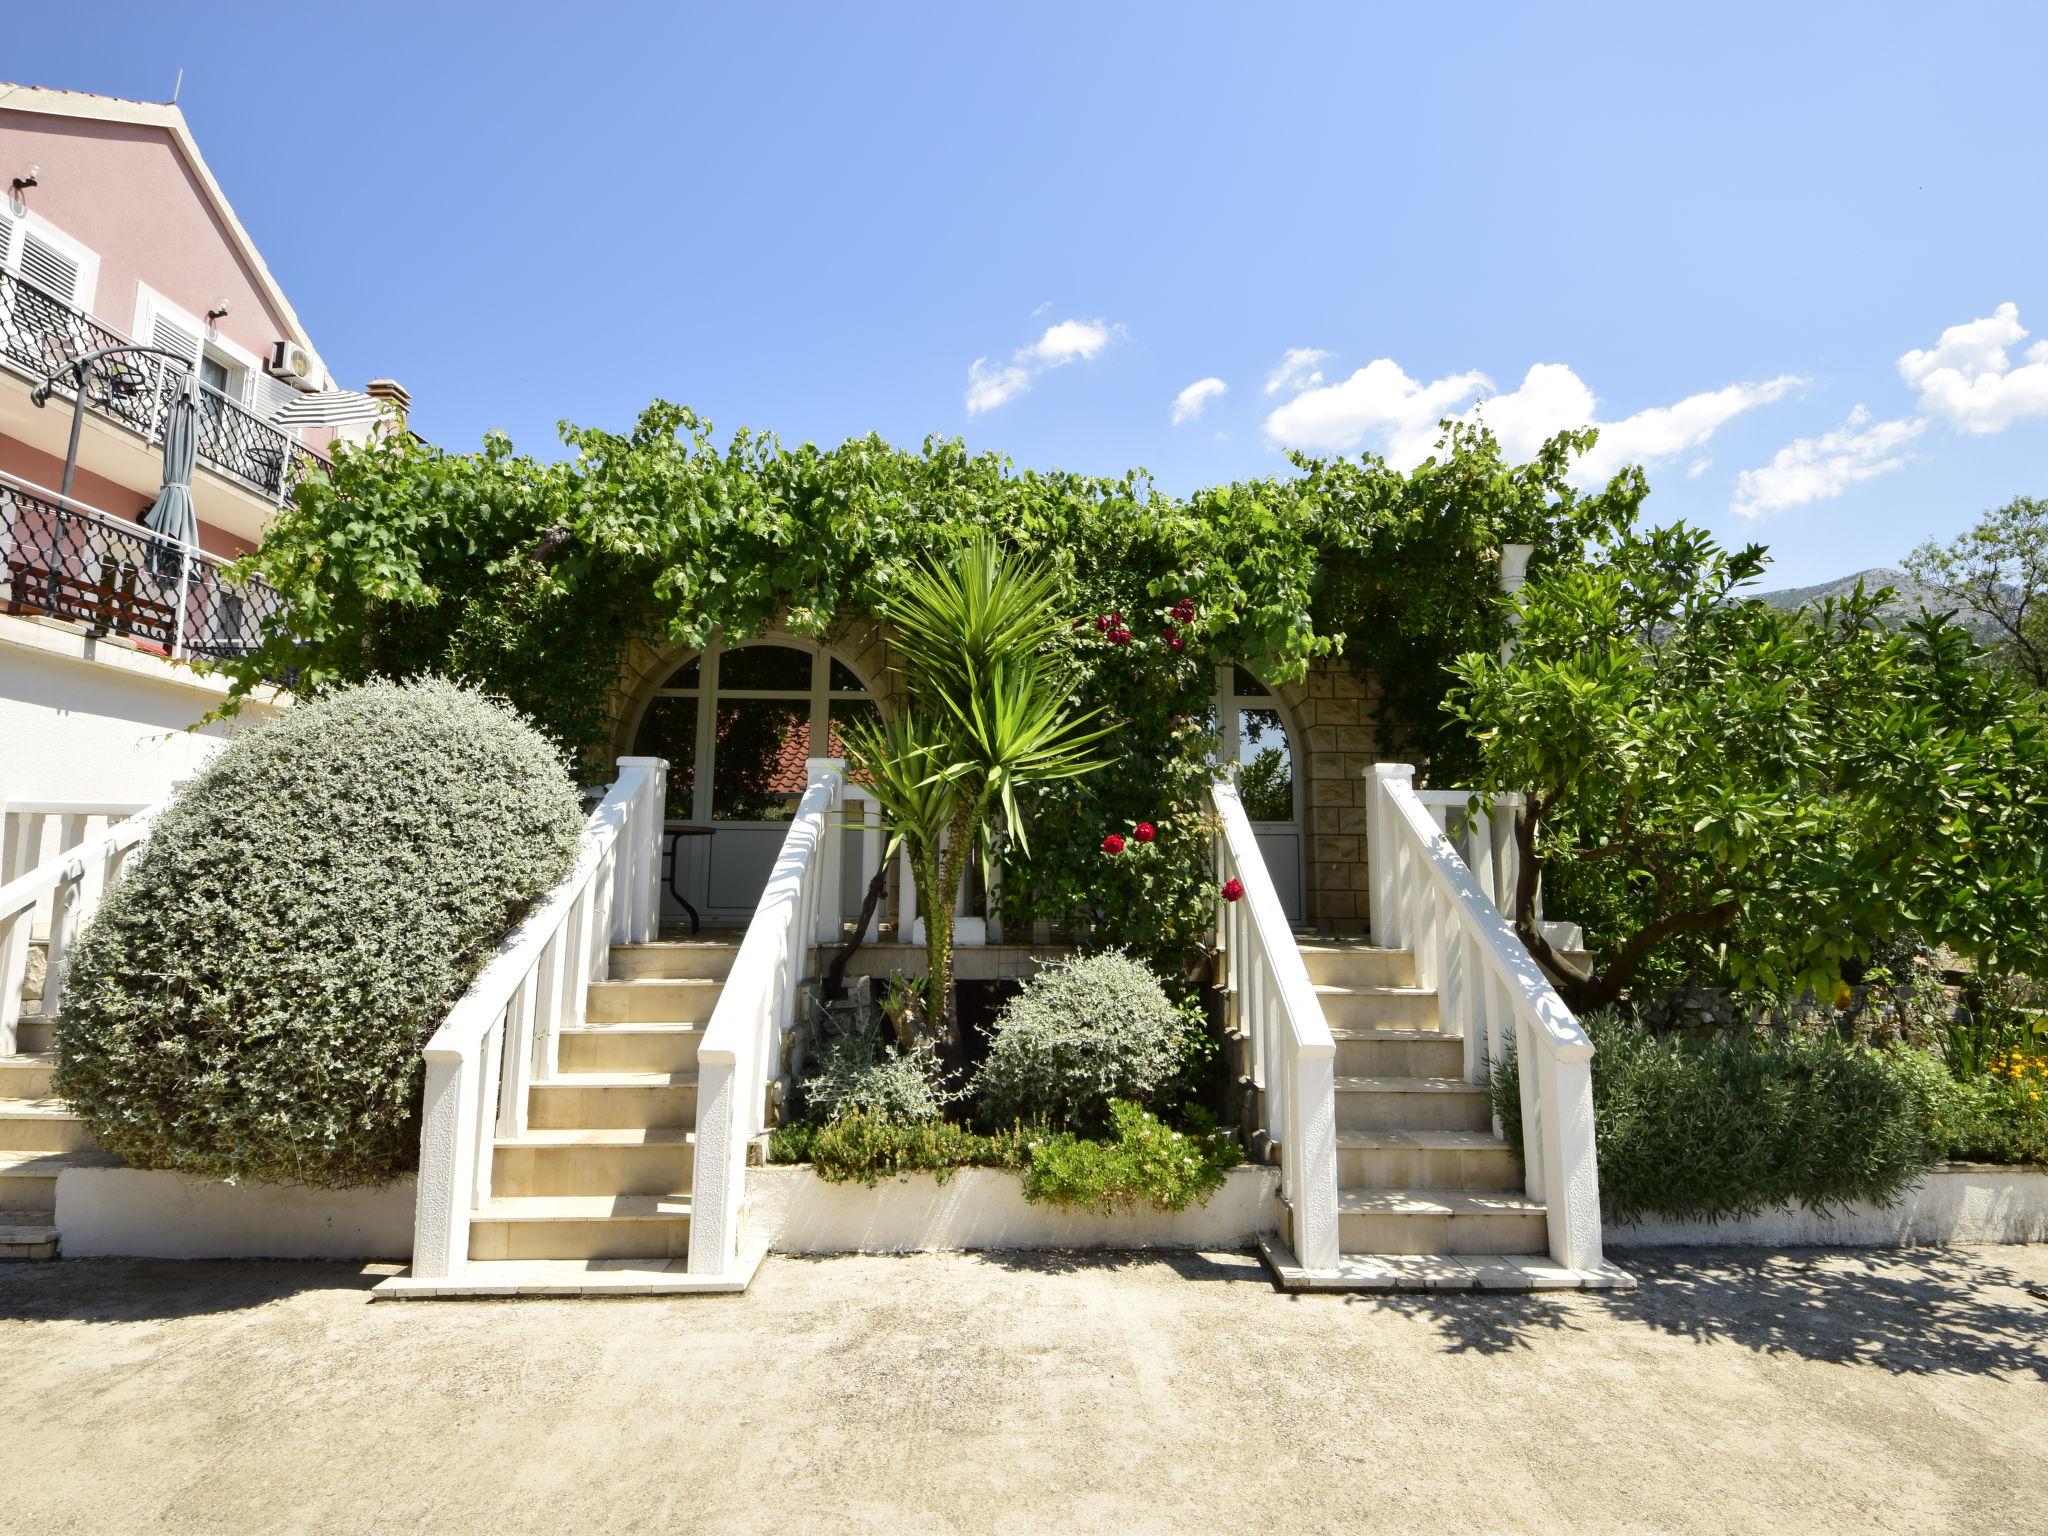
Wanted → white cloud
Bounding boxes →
[964,317,1124,414]
[1171,376,1227,425]
[1264,346,1332,396]
[1686,457,1712,478]
[1896,302,2048,435]
[1029,299,1051,317]
[1262,356,1802,482]
[1730,406,1924,519]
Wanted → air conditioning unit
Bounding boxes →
[267,339,316,386]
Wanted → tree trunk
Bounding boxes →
[824,851,891,999]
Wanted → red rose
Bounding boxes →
[1095,614,1110,632]
[1220,877,1245,903]
[1110,611,1123,626]
[1133,821,1156,843]
[1173,598,1195,623]
[1166,632,1185,652]
[1102,833,1126,854]
[1111,628,1132,645]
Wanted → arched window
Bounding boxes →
[632,641,879,921]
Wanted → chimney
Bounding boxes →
[365,378,411,433]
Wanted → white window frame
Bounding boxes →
[1217,662,1307,921]
[133,281,260,405]
[0,205,100,310]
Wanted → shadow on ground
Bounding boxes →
[1606,1246,2048,1378]
[0,1258,388,1324]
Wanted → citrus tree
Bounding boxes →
[1448,519,2048,1011]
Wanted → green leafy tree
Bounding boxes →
[1906,494,2048,691]
[1448,520,2048,1012]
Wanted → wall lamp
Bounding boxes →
[11,164,40,192]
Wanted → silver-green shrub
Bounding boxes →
[974,951,1189,1132]
[800,1009,954,1124]
[53,679,584,1186]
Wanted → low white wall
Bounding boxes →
[56,1167,415,1260]
[1607,1164,2048,1249]
[746,1164,1281,1254]
[0,615,282,813]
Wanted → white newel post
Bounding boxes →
[1290,1041,1340,1272]
[613,756,667,945]
[1368,764,1413,948]
[1498,542,1533,661]
[410,1042,480,1281]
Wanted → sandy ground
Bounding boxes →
[2,1245,2044,1536]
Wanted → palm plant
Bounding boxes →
[841,538,1109,1041]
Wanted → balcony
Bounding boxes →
[0,471,286,662]
[0,266,330,504]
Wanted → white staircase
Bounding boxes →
[0,1014,117,1260]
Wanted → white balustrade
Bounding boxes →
[0,801,161,1053]
[689,757,848,1278]
[1211,778,1340,1272]
[1368,764,1604,1272]
[408,756,667,1282]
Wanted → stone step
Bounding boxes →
[490,1128,695,1198]
[606,942,740,982]
[469,1194,693,1262]
[1332,1188,1549,1255]
[1296,944,1417,989]
[1331,1028,1463,1079]
[528,1072,698,1130]
[0,1209,59,1260]
[0,1148,122,1213]
[0,1098,95,1154]
[1316,985,1439,1031]
[1335,1129,1521,1190]
[373,1252,762,1299]
[585,979,723,1024]
[0,1052,56,1098]
[1259,1235,1637,1294]
[11,1019,54,1056]
[1334,1075,1492,1133]
[557,1023,703,1075]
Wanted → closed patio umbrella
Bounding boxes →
[143,371,200,587]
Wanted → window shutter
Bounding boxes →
[0,204,20,271]
[17,229,80,304]
[151,312,203,367]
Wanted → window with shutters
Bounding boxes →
[137,285,253,408]
[0,208,98,308]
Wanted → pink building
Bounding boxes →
[0,82,388,661]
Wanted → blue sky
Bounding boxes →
[14,3,2047,586]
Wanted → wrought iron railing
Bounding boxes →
[0,472,286,661]
[0,266,330,501]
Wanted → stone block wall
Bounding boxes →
[1273,658,1388,932]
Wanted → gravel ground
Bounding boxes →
[2,1244,2044,1535]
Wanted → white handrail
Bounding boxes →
[688,757,845,1278]
[1211,778,1340,1272]
[407,756,667,1281]
[1368,764,1603,1271]
[0,803,163,1053]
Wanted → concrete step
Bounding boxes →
[1316,985,1439,1031]
[606,942,740,982]
[1331,1188,1550,1255]
[373,1251,762,1299]
[1331,1028,1463,1079]
[1259,1236,1637,1293]
[0,1209,59,1260]
[586,979,723,1024]
[1296,944,1416,989]
[1335,1129,1522,1190]
[11,1019,54,1055]
[1334,1075,1492,1133]
[528,1072,698,1130]
[469,1194,693,1262]
[0,1148,122,1213]
[0,1098,94,1153]
[557,1023,703,1075]
[0,1052,56,1098]
[490,1128,695,1198]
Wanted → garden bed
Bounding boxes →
[743,1164,1281,1254]
[1607,1163,2048,1248]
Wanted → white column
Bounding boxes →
[1368,764,1413,947]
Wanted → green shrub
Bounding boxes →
[54,680,583,1186]
[1022,1101,1242,1213]
[798,1012,954,1124]
[1930,1048,2048,1165]
[974,950,1190,1131]
[1489,1012,1946,1224]
[775,1114,1033,1185]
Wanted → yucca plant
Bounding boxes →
[842,537,1110,1041]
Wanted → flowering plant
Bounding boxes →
[1102,832,1126,855]
[1220,877,1245,903]
[1133,821,1156,843]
